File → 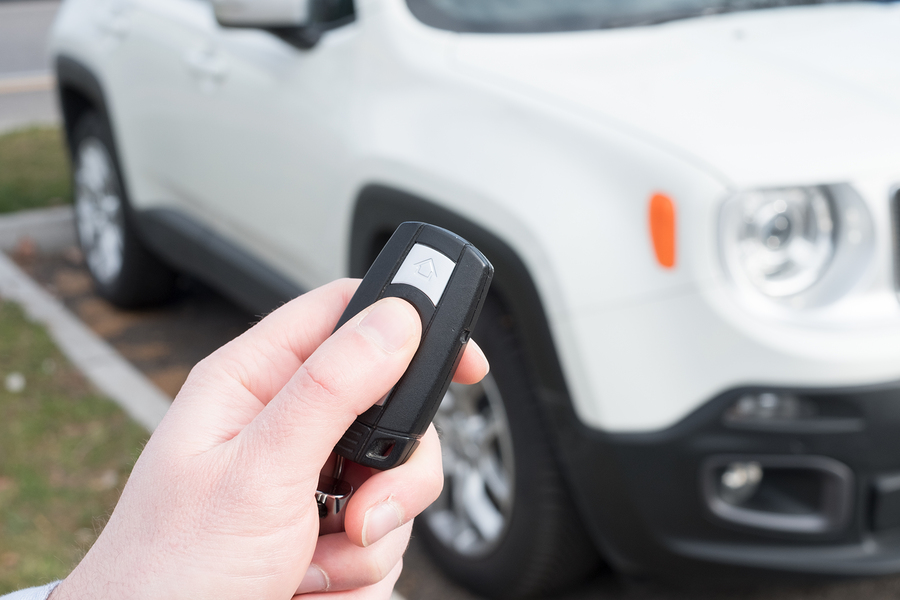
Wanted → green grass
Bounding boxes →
[0,127,71,214]
[0,301,149,593]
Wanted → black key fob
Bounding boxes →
[333,221,494,469]
[317,222,493,534]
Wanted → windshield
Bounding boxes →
[406,0,879,33]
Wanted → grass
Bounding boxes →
[0,127,71,214]
[0,300,149,594]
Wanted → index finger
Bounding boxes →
[193,279,489,406]
[170,279,489,446]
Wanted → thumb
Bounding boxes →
[240,297,421,477]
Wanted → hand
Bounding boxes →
[51,279,489,600]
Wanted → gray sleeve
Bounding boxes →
[0,582,61,600]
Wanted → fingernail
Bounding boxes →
[362,499,404,547]
[295,564,329,594]
[358,299,417,353]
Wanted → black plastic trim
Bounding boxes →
[225,0,356,49]
[55,55,111,152]
[350,185,568,400]
[267,13,356,50]
[134,208,302,315]
[873,473,900,531]
[700,454,855,534]
[591,379,900,581]
[54,54,174,301]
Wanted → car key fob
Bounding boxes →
[317,222,493,533]
[336,221,494,468]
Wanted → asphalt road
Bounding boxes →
[0,0,57,74]
[0,0,59,133]
[11,244,900,600]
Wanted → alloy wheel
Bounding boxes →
[74,138,125,286]
[426,374,516,557]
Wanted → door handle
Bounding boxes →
[184,44,229,85]
[96,0,131,40]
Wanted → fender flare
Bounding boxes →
[55,55,113,152]
[350,184,572,430]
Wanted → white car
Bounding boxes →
[49,0,900,596]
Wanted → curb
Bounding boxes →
[0,205,76,253]
[0,207,171,432]
[0,207,409,600]
[0,71,54,95]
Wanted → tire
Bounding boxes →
[419,295,601,598]
[70,112,176,307]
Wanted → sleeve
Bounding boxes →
[0,582,61,600]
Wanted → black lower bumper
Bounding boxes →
[547,380,900,581]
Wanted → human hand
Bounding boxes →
[51,279,489,600]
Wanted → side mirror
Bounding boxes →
[212,0,312,27]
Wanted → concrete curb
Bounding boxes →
[0,208,171,432]
[0,208,408,600]
[0,71,54,95]
[0,205,76,253]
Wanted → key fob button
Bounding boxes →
[390,243,457,305]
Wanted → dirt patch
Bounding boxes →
[12,246,254,400]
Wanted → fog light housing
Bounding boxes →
[702,455,853,535]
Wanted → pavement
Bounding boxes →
[0,0,60,133]
[0,207,170,432]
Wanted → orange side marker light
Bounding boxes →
[649,193,676,269]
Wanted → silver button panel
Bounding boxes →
[390,243,456,305]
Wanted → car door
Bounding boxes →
[86,0,217,212]
[104,0,359,290]
[162,1,360,288]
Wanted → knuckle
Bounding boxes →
[353,526,411,587]
[363,550,397,584]
[297,362,344,403]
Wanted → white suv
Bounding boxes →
[50,0,900,596]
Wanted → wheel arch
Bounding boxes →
[54,55,111,154]
[350,184,569,405]
[56,56,180,307]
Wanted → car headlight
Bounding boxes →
[719,186,836,297]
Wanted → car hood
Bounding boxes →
[452,3,900,188]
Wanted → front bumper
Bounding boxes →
[550,380,900,581]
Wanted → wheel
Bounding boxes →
[71,112,176,307]
[420,296,601,598]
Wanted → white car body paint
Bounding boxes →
[49,0,900,432]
